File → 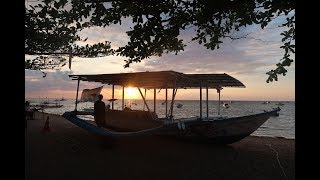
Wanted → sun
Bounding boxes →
[125,87,138,99]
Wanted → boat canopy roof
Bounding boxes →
[69,71,245,89]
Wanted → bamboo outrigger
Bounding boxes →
[62,71,280,144]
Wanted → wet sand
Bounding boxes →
[25,112,295,180]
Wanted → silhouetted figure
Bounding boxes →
[25,101,29,129]
[25,101,34,120]
[94,94,105,127]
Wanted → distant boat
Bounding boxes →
[162,100,169,105]
[54,97,66,102]
[42,100,51,104]
[41,104,63,108]
[262,101,270,104]
[31,102,63,108]
[34,98,64,108]
[82,107,94,112]
[223,103,230,108]
[270,108,280,116]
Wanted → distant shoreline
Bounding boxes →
[26,98,295,102]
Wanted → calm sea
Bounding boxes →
[26,98,295,139]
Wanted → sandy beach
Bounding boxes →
[25,111,295,180]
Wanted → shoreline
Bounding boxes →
[25,112,295,180]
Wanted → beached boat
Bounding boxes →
[62,71,280,144]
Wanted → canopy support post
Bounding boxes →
[169,77,177,121]
[143,88,147,111]
[206,85,209,120]
[169,88,178,121]
[74,78,80,111]
[112,85,114,110]
[218,88,221,116]
[122,86,125,110]
[200,82,202,120]
[154,88,156,113]
[165,88,168,118]
[218,91,220,115]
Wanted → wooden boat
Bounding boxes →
[62,71,280,144]
[31,102,63,108]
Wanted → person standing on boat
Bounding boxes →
[94,94,106,128]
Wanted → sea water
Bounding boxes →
[26,98,295,139]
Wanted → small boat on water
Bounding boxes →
[223,103,230,108]
[176,103,183,108]
[82,107,94,112]
[63,71,280,144]
[54,97,67,101]
[31,102,63,108]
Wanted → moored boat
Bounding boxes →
[62,71,281,144]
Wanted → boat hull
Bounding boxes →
[62,108,280,144]
[172,110,276,144]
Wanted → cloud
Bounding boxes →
[76,18,133,49]
[25,70,74,93]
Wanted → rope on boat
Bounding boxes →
[267,144,288,180]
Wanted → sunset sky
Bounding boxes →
[25,10,295,101]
